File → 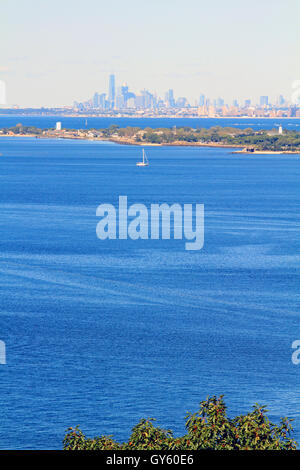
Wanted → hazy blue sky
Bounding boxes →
[1,0,300,106]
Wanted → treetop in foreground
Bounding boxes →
[63,395,298,450]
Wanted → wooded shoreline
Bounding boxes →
[1,124,300,154]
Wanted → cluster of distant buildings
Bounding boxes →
[196,95,300,118]
[72,74,300,118]
[74,74,176,113]
[1,74,299,118]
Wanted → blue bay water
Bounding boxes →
[0,131,299,449]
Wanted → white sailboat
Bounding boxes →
[136,148,149,167]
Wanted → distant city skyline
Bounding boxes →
[67,72,300,118]
[73,72,298,111]
[1,0,300,107]
[1,72,299,110]
[1,72,298,111]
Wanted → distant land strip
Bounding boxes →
[1,124,300,154]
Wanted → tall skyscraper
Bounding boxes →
[99,93,106,109]
[116,92,125,109]
[141,89,154,108]
[199,94,205,106]
[165,89,175,107]
[260,96,269,107]
[108,74,115,109]
[0,80,6,105]
[278,95,285,106]
[92,92,99,108]
[115,83,135,108]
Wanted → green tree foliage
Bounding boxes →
[3,125,300,151]
[1,125,43,135]
[63,396,297,450]
[126,126,300,150]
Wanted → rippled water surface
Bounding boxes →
[0,135,299,449]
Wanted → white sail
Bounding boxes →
[136,148,149,166]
